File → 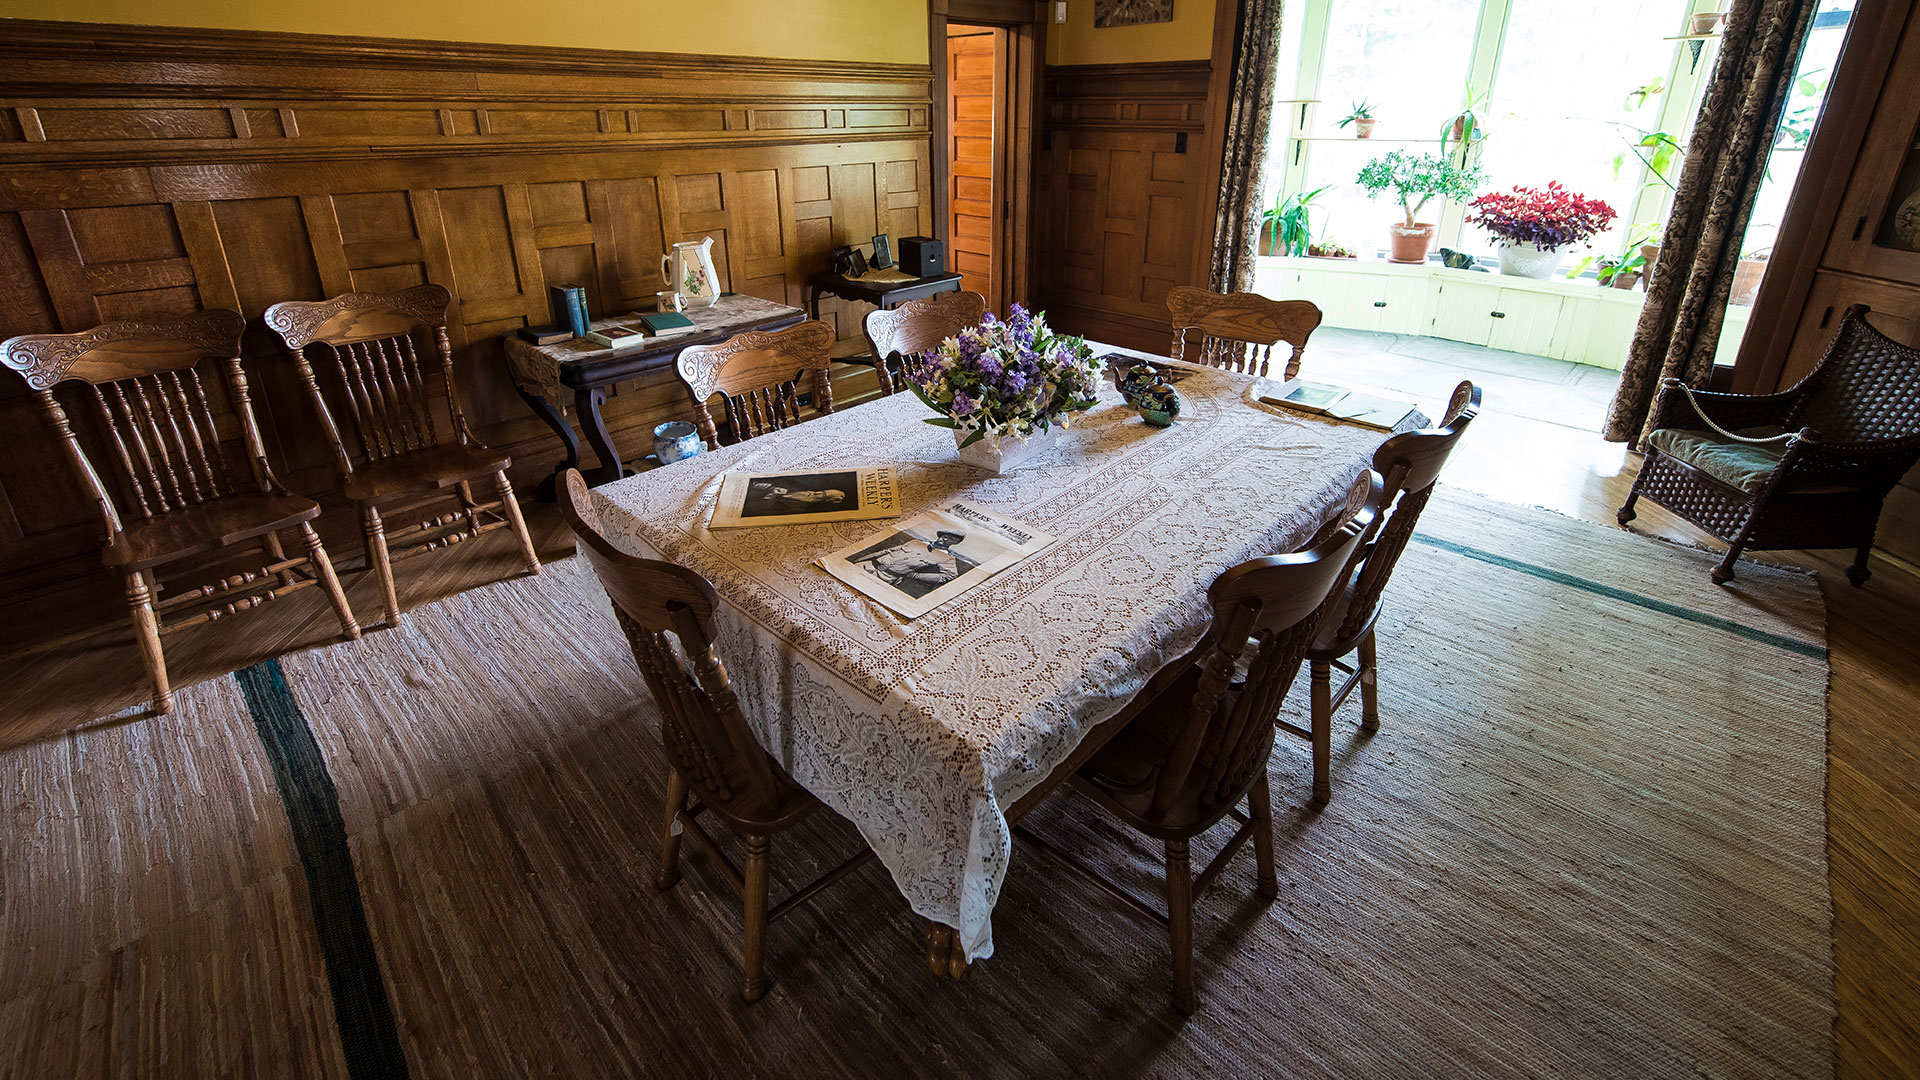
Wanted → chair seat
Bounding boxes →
[1308,577,1380,657]
[104,493,320,569]
[1647,426,1788,495]
[343,443,511,502]
[1075,668,1269,839]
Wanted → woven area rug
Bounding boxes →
[0,489,1833,1079]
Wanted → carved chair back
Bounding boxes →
[1166,285,1323,380]
[1148,471,1381,825]
[863,290,987,390]
[559,470,785,821]
[263,285,465,479]
[0,310,266,541]
[1330,381,1481,646]
[676,319,836,447]
[1786,306,1920,447]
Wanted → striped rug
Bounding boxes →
[0,489,1832,1079]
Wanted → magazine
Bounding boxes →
[708,467,901,529]
[819,500,1055,619]
[1260,378,1420,431]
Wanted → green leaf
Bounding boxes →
[922,416,956,429]
[958,427,987,448]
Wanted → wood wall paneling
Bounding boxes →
[1035,61,1211,352]
[0,20,932,628]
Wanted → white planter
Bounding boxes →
[954,425,1057,474]
[1496,241,1562,279]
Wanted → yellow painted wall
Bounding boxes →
[1046,0,1216,65]
[0,0,930,63]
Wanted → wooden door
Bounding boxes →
[946,27,1003,306]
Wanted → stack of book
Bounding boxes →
[583,310,702,351]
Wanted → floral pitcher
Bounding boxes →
[661,236,720,309]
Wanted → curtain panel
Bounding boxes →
[1603,0,1820,445]
[1208,0,1284,294]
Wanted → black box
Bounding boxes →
[900,236,943,277]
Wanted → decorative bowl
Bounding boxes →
[653,420,705,465]
[1139,383,1180,427]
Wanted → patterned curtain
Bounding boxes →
[1208,0,1284,293]
[1603,0,1819,444]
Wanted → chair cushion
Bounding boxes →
[1647,426,1789,495]
[343,443,511,502]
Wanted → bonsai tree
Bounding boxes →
[1355,151,1483,228]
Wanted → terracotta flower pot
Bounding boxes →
[1688,11,1722,34]
[1258,227,1282,256]
[1610,270,1641,290]
[1729,257,1769,306]
[1354,117,1377,139]
[1639,244,1661,288]
[1388,222,1435,264]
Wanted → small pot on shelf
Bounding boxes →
[1354,117,1378,139]
[1639,244,1661,288]
[1387,222,1436,264]
[1688,10,1722,34]
[1610,270,1642,290]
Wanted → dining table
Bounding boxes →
[586,352,1424,975]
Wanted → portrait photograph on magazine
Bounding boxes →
[739,471,859,518]
[819,500,1055,618]
[843,526,980,600]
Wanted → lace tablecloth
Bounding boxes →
[589,362,1419,960]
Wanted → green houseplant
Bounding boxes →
[1355,151,1483,263]
[1438,88,1491,154]
[1338,99,1377,138]
[1258,184,1332,256]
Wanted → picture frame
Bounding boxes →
[871,233,894,270]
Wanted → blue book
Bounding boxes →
[549,284,589,337]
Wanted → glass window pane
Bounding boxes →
[1469,0,1689,260]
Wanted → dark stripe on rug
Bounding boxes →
[235,658,412,1080]
[1415,534,1828,660]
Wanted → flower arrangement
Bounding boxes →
[908,304,1103,447]
[1466,183,1618,251]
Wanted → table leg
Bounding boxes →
[919,918,971,980]
[573,385,628,486]
[513,384,580,502]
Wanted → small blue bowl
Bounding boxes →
[653,421,705,465]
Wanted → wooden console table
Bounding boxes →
[503,292,804,494]
[804,270,964,317]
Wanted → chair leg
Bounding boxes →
[742,833,771,1003]
[1165,838,1195,1016]
[1616,489,1640,526]
[1310,659,1333,804]
[656,768,687,891]
[1711,541,1744,586]
[1357,630,1380,732]
[260,530,298,587]
[362,505,402,627]
[1847,544,1872,588]
[1248,770,1279,900]
[126,571,172,714]
[496,470,541,576]
[301,524,361,641]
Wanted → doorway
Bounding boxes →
[944,24,1006,305]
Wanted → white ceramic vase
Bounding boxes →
[954,425,1057,474]
[1497,240,1562,279]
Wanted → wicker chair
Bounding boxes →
[1618,306,1920,586]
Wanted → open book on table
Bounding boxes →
[819,500,1055,619]
[1261,378,1421,432]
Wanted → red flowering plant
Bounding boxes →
[1465,183,1617,251]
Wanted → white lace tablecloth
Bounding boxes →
[589,361,1419,960]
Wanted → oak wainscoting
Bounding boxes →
[0,20,933,638]
[1034,61,1211,352]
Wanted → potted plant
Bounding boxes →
[1629,222,1664,287]
[906,304,1103,473]
[1688,7,1723,34]
[1338,100,1377,139]
[1258,184,1332,256]
[1465,182,1618,278]
[1439,89,1491,154]
[1307,241,1356,260]
[1356,151,1483,264]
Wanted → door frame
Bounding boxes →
[929,0,1047,312]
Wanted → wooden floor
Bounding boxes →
[1,403,1915,1076]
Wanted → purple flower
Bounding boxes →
[950,391,979,417]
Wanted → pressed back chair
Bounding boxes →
[1019,471,1383,1015]
[558,469,876,1001]
[264,284,540,628]
[860,290,988,395]
[1288,381,1481,804]
[1166,284,1323,380]
[0,310,360,713]
[674,319,837,448]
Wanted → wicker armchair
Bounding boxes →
[1618,305,1920,586]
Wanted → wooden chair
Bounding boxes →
[1289,381,1481,804]
[558,469,875,1001]
[860,290,988,395]
[675,319,837,448]
[264,284,540,628]
[0,311,360,713]
[1019,470,1383,1015]
[1166,284,1323,380]
[1619,305,1920,586]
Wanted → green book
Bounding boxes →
[639,311,698,338]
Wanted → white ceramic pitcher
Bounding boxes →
[661,237,720,309]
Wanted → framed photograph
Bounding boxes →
[848,248,869,277]
[831,244,855,275]
[870,233,893,269]
[820,500,1055,619]
[709,467,900,529]
[1095,0,1174,28]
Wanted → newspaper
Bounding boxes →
[708,467,900,529]
[1261,378,1420,431]
[819,500,1055,619]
